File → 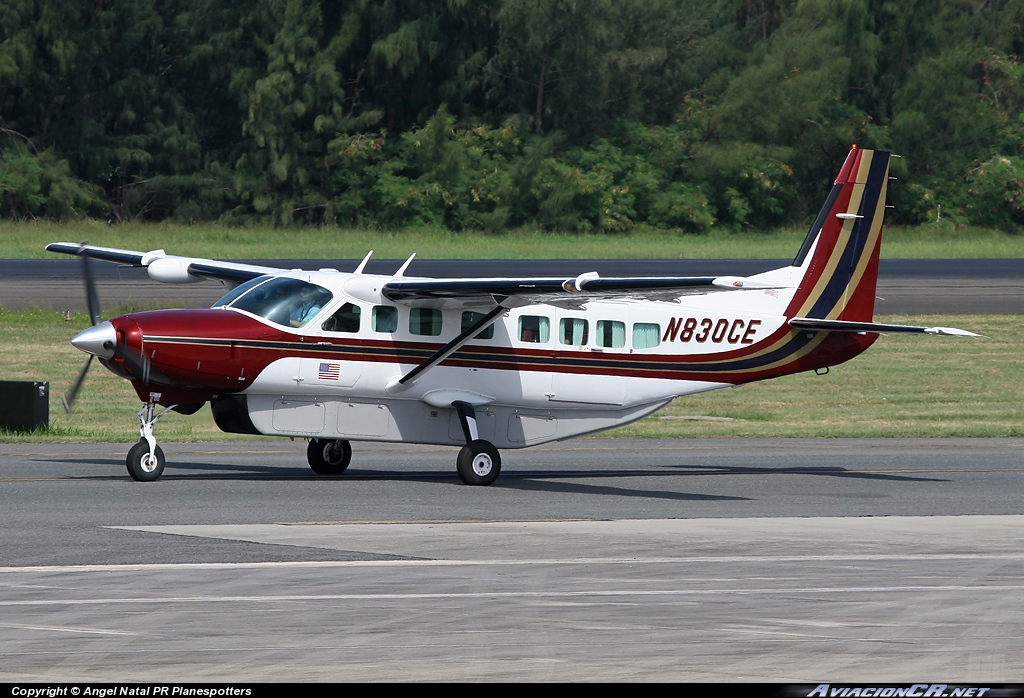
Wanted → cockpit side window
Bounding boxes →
[322,303,361,333]
[221,277,333,328]
[212,276,272,308]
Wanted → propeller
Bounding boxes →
[62,243,102,413]
[61,355,93,414]
[82,242,101,326]
[62,243,178,413]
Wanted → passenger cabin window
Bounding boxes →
[559,318,588,346]
[596,320,626,348]
[321,303,361,333]
[214,276,333,329]
[632,322,661,349]
[461,311,495,339]
[518,315,550,343]
[410,308,442,336]
[372,306,398,333]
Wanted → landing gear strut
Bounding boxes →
[127,392,176,482]
[307,438,352,475]
[453,400,501,486]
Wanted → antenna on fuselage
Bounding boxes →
[395,253,416,277]
[353,250,373,274]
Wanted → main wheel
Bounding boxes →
[456,440,501,486]
[126,440,165,482]
[307,438,352,475]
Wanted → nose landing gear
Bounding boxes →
[126,392,176,482]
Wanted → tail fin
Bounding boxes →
[786,147,891,322]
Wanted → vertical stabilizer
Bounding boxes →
[787,148,890,322]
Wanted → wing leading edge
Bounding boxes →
[381,273,783,309]
[46,242,283,285]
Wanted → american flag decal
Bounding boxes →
[318,362,340,380]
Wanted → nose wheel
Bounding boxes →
[126,440,165,481]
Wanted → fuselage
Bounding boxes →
[93,266,876,448]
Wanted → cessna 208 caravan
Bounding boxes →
[49,147,976,484]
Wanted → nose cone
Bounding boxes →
[71,321,117,359]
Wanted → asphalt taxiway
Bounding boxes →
[2,438,1023,681]
[3,258,1023,313]
[2,258,1021,681]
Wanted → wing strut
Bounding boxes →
[391,305,506,390]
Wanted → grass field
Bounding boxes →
[3,220,1024,260]
[0,309,1016,443]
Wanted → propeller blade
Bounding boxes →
[63,244,102,412]
[62,355,94,414]
[81,249,102,326]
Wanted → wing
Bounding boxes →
[49,242,786,309]
[382,272,784,310]
[46,242,283,285]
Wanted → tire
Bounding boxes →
[456,440,501,486]
[307,438,352,475]
[126,440,165,482]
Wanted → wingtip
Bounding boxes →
[924,327,984,337]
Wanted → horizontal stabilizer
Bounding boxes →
[790,317,981,337]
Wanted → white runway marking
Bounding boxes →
[3,584,1024,607]
[1,623,135,635]
[101,514,1024,563]
[3,551,1024,574]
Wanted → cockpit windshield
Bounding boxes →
[212,276,333,328]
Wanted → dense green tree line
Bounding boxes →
[1,0,1023,231]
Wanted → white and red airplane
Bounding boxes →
[49,147,976,484]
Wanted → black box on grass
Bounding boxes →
[0,381,49,432]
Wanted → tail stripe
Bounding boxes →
[787,150,890,322]
[836,153,889,320]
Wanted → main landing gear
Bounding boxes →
[453,400,501,486]
[307,438,352,475]
[456,439,501,486]
[304,401,502,486]
[126,392,175,482]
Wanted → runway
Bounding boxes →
[3,258,1024,313]
[2,439,1023,681]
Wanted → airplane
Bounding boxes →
[48,146,978,484]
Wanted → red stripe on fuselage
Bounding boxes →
[117,308,875,395]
